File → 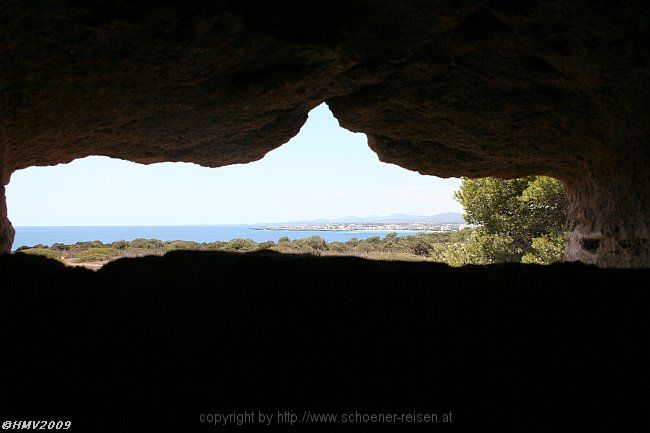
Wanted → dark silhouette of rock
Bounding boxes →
[1,251,648,431]
[1,1,648,266]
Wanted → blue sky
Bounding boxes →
[7,104,462,226]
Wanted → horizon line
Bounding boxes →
[13,212,465,228]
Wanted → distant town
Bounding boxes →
[256,222,470,232]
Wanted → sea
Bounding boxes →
[12,225,423,250]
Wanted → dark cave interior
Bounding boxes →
[2,252,649,431]
[1,1,649,430]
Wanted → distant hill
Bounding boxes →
[276,212,465,225]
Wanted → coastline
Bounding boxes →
[252,227,438,232]
[12,225,436,249]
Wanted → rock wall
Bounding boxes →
[1,1,648,266]
[2,252,649,430]
[0,186,13,254]
[564,171,649,267]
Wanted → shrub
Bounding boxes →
[305,236,327,251]
[221,238,258,252]
[204,241,226,251]
[165,240,201,251]
[328,242,349,253]
[110,240,130,250]
[411,240,432,257]
[431,230,517,266]
[73,247,120,262]
[130,238,165,249]
[74,240,104,249]
[258,241,276,250]
[346,238,359,247]
[18,248,61,261]
[384,232,398,240]
[355,243,373,254]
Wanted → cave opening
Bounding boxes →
[6,104,474,266]
[2,2,649,430]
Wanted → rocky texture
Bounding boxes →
[1,1,649,266]
[1,251,649,431]
[0,186,13,254]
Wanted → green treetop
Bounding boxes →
[453,176,567,264]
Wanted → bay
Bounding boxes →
[13,225,423,250]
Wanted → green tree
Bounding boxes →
[453,176,567,263]
[521,231,566,264]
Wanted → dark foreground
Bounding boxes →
[1,252,649,432]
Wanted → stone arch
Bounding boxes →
[1,1,648,266]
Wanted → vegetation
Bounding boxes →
[15,176,567,267]
[15,232,471,264]
[452,176,567,264]
[19,247,62,261]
